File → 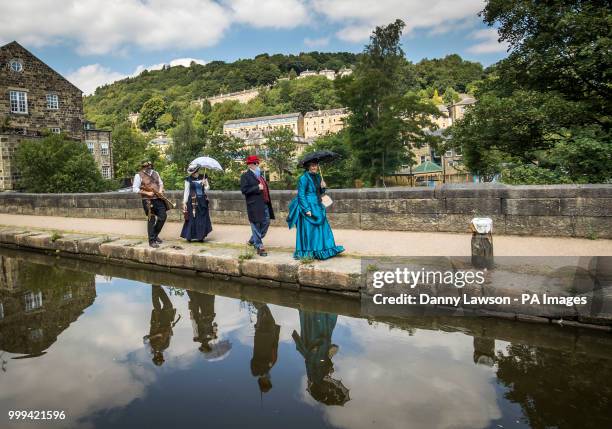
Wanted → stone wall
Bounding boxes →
[0,183,610,238]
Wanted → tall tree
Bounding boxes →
[168,115,205,169]
[111,122,149,179]
[264,127,297,181]
[139,96,166,131]
[337,19,440,186]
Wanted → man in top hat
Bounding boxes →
[133,160,167,248]
[240,155,274,256]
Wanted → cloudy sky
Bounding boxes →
[0,0,509,94]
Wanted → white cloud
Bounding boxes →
[0,0,311,55]
[311,0,485,42]
[68,58,207,95]
[66,64,126,95]
[466,28,509,54]
[304,36,330,48]
[227,0,310,28]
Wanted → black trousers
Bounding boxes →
[142,198,167,242]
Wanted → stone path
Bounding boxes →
[0,214,610,256]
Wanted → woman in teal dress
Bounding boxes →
[286,161,344,260]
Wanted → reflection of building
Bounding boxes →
[84,121,113,179]
[0,256,96,357]
[304,108,348,139]
[0,41,111,190]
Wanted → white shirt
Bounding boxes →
[183,178,210,204]
[132,170,164,193]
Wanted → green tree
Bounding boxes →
[203,132,247,190]
[111,122,149,179]
[264,127,297,181]
[337,19,440,185]
[302,130,357,188]
[15,134,110,193]
[139,96,166,131]
[291,88,316,114]
[168,115,204,169]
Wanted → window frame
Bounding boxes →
[100,142,109,156]
[46,93,59,110]
[9,90,28,114]
[10,59,23,72]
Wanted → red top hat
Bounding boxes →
[245,155,260,164]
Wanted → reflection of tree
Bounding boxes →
[0,256,96,357]
[292,311,349,406]
[496,344,612,428]
[251,303,280,393]
[144,285,178,366]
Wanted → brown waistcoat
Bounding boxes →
[139,170,161,199]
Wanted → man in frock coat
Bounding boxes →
[240,155,275,256]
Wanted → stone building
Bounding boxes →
[84,121,113,179]
[0,41,112,190]
[449,94,476,122]
[193,87,262,108]
[148,132,173,157]
[223,112,304,138]
[303,108,348,139]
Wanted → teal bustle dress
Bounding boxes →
[286,172,344,260]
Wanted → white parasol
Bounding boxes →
[191,156,223,171]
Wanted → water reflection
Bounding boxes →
[0,251,611,429]
[251,303,280,393]
[293,311,350,406]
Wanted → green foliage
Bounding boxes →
[337,19,441,186]
[302,130,357,188]
[111,122,149,179]
[159,163,184,190]
[203,132,247,190]
[15,134,112,193]
[449,1,611,184]
[501,165,571,185]
[414,54,485,93]
[265,127,297,181]
[139,96,166,131]
[168,115,205,169]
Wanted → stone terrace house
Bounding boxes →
[0,41,112,190]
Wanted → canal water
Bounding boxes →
[1,249,611,429]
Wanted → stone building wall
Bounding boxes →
[0,184,610,238]
[84,129,113,179]
[304,108,348,139]
[0,42,83,139]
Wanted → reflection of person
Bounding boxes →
[250,303,280,393]
[187,290,217,352]
[240,155,275,257]
[132,160,167,248]
[286,161,344,260]
[473,336,495,367]
[143,285,178,366]
[181,164,213,242]
[292,310,349,406]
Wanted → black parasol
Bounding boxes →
[299,150,340,168]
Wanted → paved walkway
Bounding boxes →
[1,214,611,256]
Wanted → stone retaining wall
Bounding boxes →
[1,227,610,329]
[1,184,610,237]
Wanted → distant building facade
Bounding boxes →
[297,68,352,80]
[0,41,112,190]
[193,87,262,108]
[84,121,113,179]
[449,94,476,122]
[148,132,173,157]
[223,112,304,138]
[303,108,348,139]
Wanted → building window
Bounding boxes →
[24,291,43,312]
[87,142,94,153]
[420,155,426,163]
[102,166,111,179]
[100,142,109,156]
[445,150,453,157]
[46,94,59,109]
[10,59,23,72]
[9,91,28,113]
[50,127,61,134]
